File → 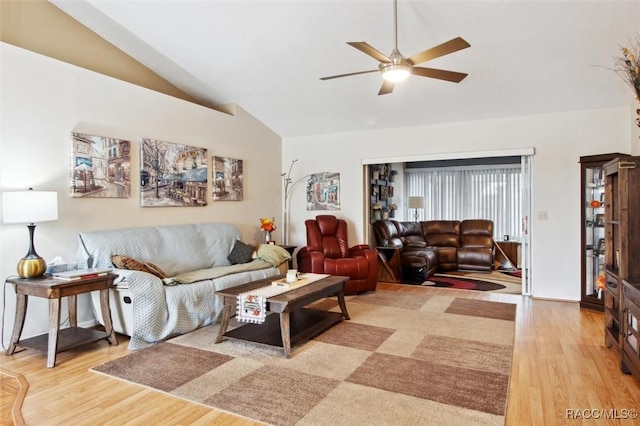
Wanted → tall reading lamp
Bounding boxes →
[2,188,59,279]
[408,196,424,222]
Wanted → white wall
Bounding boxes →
[0,43,282,346]
[283,106,635,302]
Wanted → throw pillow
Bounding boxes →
[227,240,255,265]
[111,255,168,279]
[256,243,291,267]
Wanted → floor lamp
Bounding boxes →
[408,196,424,222]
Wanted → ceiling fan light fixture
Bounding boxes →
[381,63,411,83]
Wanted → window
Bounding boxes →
[405,165,522,240]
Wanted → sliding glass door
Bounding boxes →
[363,148,535,295]
[520,154,533,295]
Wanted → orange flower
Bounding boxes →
[259,217,277,232]
[596,273,606,290]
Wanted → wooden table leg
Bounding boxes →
[99,289,118,345]
[68,294,77,327]
[279,311,291,358]
[337,290,350,320]
[6,294,27,356]
[215,304,233,343]
[47,298,61,368]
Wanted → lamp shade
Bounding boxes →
[408,196,425,209]
[3,189,59,224]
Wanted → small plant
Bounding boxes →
[614,35,640,101]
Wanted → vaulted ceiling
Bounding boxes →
[52,1,640,138]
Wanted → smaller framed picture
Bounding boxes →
[595,214,605,226]
[380,186,388,201]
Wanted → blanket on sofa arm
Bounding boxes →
[121,260,278,349]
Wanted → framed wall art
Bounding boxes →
[305,172,340,210]
[70,132,131,198]
[212,156,243,201]
[140,138,208,207]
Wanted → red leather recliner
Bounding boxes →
[297,215,377,294]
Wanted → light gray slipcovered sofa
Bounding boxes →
[77,223,288,349]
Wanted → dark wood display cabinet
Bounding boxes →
[622,279,640,378]
[602,155,640,382]
[579,154,625,311]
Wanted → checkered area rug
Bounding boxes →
[92,290,517,426]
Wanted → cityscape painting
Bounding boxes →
[140,138,208,207]
[70,132,131,198]
[212,156,243,201]
[305,172,340,210]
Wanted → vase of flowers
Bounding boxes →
[372,203,382,222]
[259,217,277,243]
[389,203,397,218]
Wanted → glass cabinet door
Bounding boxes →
[584,166,605,302]
[579,154,623,311]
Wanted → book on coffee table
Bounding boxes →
[52,268,112,281]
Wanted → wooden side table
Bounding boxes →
[495,241,521,270]
[375,246,402,282]
[279,245,297,269]
[5,273,118,368]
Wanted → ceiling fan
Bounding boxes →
[320,0,470,95]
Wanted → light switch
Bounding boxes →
[537,211,548,221]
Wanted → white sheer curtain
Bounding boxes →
[405,165,522,240]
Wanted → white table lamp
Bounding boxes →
[408,196,424,222]
[2,188,59,278]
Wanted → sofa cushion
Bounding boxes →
[227,240,255,264]
[373,220,403,248]
[422,221,461,247]
[435,247,458,271]
[111,255,168,279]
[396,221,427,247]
[460,219,494,248]
[457,247,494,272]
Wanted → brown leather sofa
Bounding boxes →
[373,219,494,281]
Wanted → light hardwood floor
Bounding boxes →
[1,284,639,426]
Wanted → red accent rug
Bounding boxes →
[399,270,522,293]
[421,276,506,291]
[501,269,522,278]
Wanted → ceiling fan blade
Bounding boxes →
[378,80,395,95]
[320,69,379,81]
[407,37,470,66]
[347,42,391,63]
[412,67,468,83]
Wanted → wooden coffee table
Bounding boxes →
[215,274,350,358]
